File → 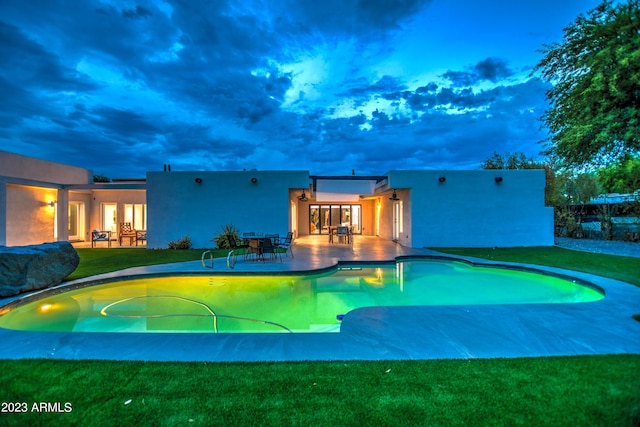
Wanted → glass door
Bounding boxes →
[309,204,362,234]
[102,203,117,234]
[68,202,85,241]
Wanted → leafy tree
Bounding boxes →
[93,174,110,182]
[480,152,560,206]
[535,0,640,167]
[481,152,543,170]
[597,154,640,193]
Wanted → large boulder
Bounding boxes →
[0,242,80,297]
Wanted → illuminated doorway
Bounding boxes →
[309,204,361,234]
[68,202,85,241]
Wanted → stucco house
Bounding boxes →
[0,150,554,248]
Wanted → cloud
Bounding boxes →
[0,0,556,178]
[282,0,433,37]
[443,57,514,86]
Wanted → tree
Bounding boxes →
[480,152,561,206]
[93,174,110,182]
[597,154,640,193]
[535,0,640,167]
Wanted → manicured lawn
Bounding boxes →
[64,248,227,281]
[432,246,640,287]
[2,246,638,426]
[1,356,639,426]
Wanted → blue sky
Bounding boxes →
[0,0,602,178]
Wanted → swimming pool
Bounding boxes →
[0,259,603,334]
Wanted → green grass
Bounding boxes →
[430,246,640,287]
[4,245,638,426]
[64,248,228,281]
[1,356,639,426]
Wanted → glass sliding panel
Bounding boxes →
[310,206,320,234]
[103,203,117,234]
[124,204,133,225]
[341,206,350,226]
[68,202,85,241]
[134,204,145,230]
[124,204,147,230]
[331,205,341,228]
[351,205,361,234]
[320,205,330,234]
[68,204,78,236]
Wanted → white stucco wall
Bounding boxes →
[146,170,310,249]
[0,151,94,246]
[0,150,92,184]
[386,170,554,247]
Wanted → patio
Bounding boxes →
[0,236,639,362]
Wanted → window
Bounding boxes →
[124,204,147,230]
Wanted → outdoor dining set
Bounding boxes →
[225,231,294,261]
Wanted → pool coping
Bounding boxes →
[0,253,639,362]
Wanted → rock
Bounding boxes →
[0,242,80,297]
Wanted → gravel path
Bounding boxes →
[555,237,640,258]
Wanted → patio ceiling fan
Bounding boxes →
[389,189,399,201]
[298,189,308,201]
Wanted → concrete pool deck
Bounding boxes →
[0,236,639,362]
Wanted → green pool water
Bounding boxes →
[0,259,603,333]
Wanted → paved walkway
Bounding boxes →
[0,236,638,362]
[555,237,640,258]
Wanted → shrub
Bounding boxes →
[167,235,192,249]
[213,224,240,249]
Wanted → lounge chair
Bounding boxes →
[91,229,112,248]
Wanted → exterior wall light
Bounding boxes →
[438,176,446,183]
[495,177,503,183]
[48,201,56,207]
[195,177,203,184]
[251,177,258,184]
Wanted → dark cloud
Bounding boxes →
[443,57,514,86]
[0,0,559,177]
[282,0,433,37]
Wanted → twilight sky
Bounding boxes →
[0,0,602,178]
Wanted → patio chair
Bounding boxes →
[91,229,112,248]
[336,226,349,244]
[246,238,262,261]
[135,230,147,246]
[265,233,280,245]
[119,222,137,246]
[241,232,255,245]
[261,237,279,261]
[276,232,294,258]
[226,234,249,258]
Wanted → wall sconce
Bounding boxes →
[251,177,258,184]
[195,177,203,184]
[48,201,56,208]
[298,189,308,201]
[494,177,503,183]
[389,189,399,201]
[438,176,446,183]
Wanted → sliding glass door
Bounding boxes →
[309,204,361,234]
